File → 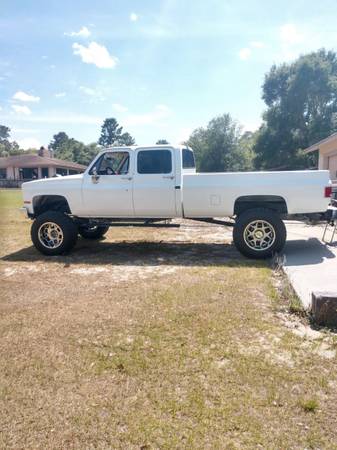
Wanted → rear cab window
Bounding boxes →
[137,149,172,174]
[182,148,195,169]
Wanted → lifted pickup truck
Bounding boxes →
[21,145,332,258]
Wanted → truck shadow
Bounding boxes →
[1,240,262,268]
[284,238,336,266]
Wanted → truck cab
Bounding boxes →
[80,145,195,218]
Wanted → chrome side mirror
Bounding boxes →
[91,167,100,184]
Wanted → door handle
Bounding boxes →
[163,176,174,180]
[121,176,133,181]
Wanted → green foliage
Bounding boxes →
[0,125,10,141]
[300,398,319,413]
[98,118,135,147]
[120,132,136,146]
[49,132,100,165]
[156,139,169,144]
[187,114,255,172]
[254,49,337,169]
[0,125,25,157]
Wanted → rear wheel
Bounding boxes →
[31,211,78,256]
[79,225,109,240]
[233,208,286,259]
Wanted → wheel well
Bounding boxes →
[33,195,71,217]
[234,196,288,216]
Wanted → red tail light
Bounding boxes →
[325,186,332,198]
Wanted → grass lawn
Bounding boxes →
[0,188,337,449]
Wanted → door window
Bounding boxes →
[90,152,129,175]
[137,150,172,174]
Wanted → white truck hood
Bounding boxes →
[22,173,84,189]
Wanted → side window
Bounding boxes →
[182,149,195,169]
[137,150,172,174]
[90,152,129,175]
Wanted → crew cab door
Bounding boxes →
[133,148,177,217]
[82,150,134,217]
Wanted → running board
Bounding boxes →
[107,222,180,228]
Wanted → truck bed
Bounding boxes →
[182,170,330,217]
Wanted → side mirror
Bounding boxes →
[91,167,100,184]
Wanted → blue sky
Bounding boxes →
[1,0,337,149]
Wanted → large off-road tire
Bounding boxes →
[31,211,78,256]
[233,208,286,259]
[78,225,109,240]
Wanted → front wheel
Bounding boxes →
[78,225,109,240]
[31,211,78,256]
[233,208,286,259]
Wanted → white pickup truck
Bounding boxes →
[21,145,332,258]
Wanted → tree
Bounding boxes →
[0,125,10,141]
[98,118,135,147]
[119,132,135,146]
[49,132,100,165]
[49,132,73,161]
[187,114,255,172]
[156,139,169,144]
[49,132,69,153]
[254,49,337,169]
[0,125,24,157]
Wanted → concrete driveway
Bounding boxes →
[283,221,337,308]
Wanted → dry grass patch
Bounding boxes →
[1,189,337,449]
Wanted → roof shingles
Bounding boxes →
[0,154,86,170]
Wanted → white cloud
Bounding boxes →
[130,12,138,22]
[123,105,170,127]
[238,48,251,60]
[13,91,40,102]
[250,41,266,48]
[112,103,128,113]
[4,113,102,125]
[72,42,118,68]
[65,26,91,38]
[79,86,107,102]
[280,24,303,44]
[0,106,2,111]
[12,105,32,115]
[79,86,96,96]
[18,137,41,150]
[55,92,66,98]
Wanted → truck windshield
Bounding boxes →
[182,148,195,169]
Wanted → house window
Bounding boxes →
[69,170,78,175]
[42,168,49,178]
[56,168,68,176]
[19,168,38,179]
[0,169,6,179]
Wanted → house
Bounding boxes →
[0,147,86,187]
[304,133,337,185]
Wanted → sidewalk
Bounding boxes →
[283,221,337,308]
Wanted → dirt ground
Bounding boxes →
[1,189,337,449]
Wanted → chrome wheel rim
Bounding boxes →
[38,222,64,249]
[243,220,276,251]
